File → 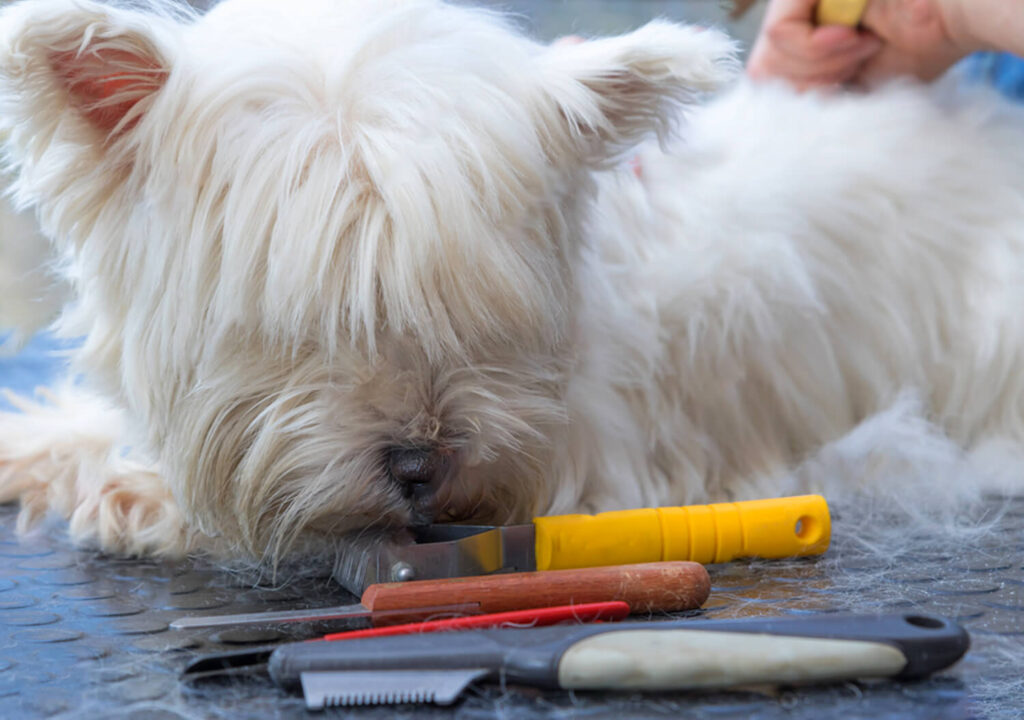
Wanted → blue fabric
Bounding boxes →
[961,52,1024,100]
[0,333,75,409]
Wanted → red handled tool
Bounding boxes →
[183,601,633,681]
[319,601,630,641]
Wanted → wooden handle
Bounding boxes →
[361,561,710,624]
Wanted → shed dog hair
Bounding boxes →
[1,0,1023,567]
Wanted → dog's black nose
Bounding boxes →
[387,447,447,489]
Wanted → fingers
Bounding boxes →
[748,15,883,90]
[853,0,969,84]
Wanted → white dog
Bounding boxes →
[0,185,63,344]
[1,0,1022,569]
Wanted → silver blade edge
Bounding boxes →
[169,602,370,629]
[332,524,537,594]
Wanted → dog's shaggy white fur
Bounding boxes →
[1,0,1023,568]
[0,183,63,344]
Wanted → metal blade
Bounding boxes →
[171,601,483,630]
[182,646,277,679]
[301,669,488,708]
[170,601,371,630]
[332,523,536,594]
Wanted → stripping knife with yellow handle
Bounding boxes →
[334,495,830,593]
[730,0,868,26]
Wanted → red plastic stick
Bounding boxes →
[319,601,631,641]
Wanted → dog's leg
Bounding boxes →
[0,386,195,557]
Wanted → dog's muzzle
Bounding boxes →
[387,446,452,521]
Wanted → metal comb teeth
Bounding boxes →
[322,689,432,706]
[300,669,488,709]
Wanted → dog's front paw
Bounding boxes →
[0,387,193,558]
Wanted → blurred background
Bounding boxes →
[458,0,766,52]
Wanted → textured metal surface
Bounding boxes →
[2,499,1023,720]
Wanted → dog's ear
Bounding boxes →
[536,21,738,165]
[0,0,176,154]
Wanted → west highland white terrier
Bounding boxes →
[1,0,1023,568]
[0,180,63,344]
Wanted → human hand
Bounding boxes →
[746,0,883,90]
[747,0,982,89]
[855,0,975,85]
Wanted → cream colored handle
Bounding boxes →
[557,630,907,690]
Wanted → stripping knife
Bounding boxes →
[267,612,969,709]
[731,1,869,26]
[181,601,631,682]
[334,495,830,594]
[816,0,870,26]
[171,561,710,630]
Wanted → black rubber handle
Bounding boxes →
[268,612,968,690]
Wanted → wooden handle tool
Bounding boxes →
[364,561,710,624]
[173,561,710,630]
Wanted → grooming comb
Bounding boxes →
[267,612,969,709]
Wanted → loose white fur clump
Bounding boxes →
[0,0,1022,588]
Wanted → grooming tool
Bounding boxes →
[171,561,710,630]
[334,495,830,594]
[816,0,870,26]
[182,601,631,682]
[732,0,869,26]
[320,600,631,641]
[267,612,969,709]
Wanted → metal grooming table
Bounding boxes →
[2,496,1022,719]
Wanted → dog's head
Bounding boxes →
[0,0,735,560]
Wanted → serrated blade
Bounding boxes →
[300,669,488,709]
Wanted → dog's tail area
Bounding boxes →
[766,391,1023,572]
[0,191,66,349]
[0,384,196,557]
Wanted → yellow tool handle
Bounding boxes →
[816,0,870,26]
[533,495,830,571]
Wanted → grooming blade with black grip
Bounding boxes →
[268,613,969,709]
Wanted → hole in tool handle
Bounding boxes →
[904,615,946,630]
[793,514,822,544]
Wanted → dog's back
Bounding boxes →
[572,79,1024,505]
